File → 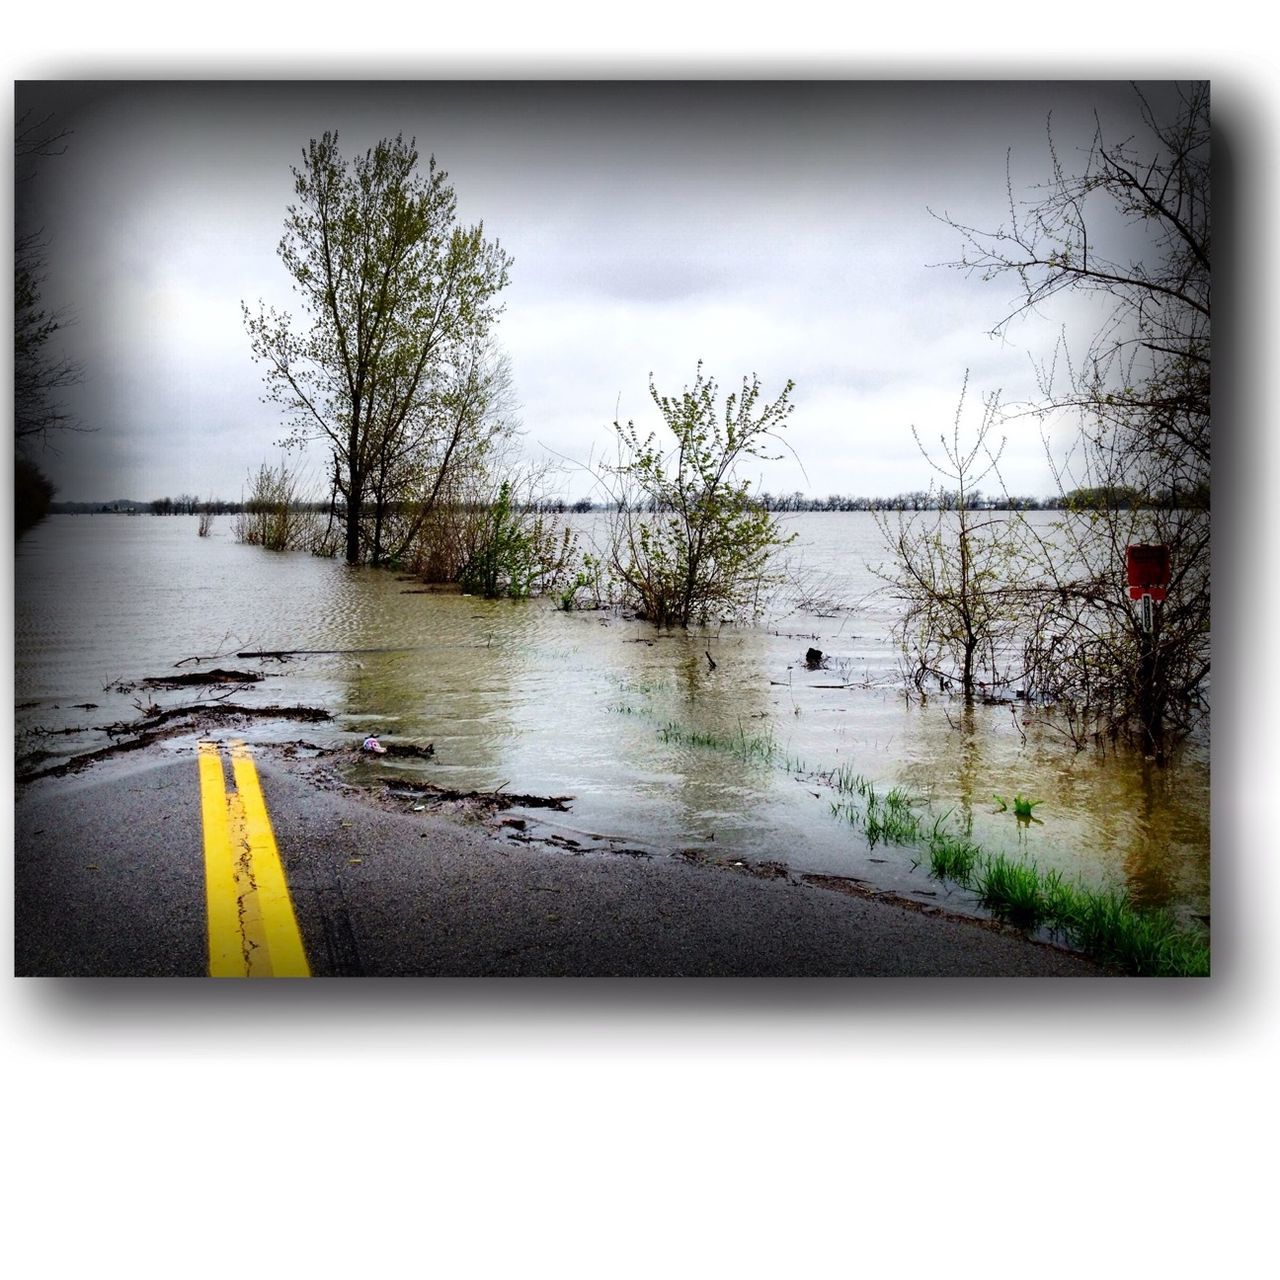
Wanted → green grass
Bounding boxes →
[926,823,981,884]
[826,763,874,800]
[994,793,1044,820]
[655,721,808,772]
[862,786,924,846]
[924,834,1209,976]
[1037,874,1210,976]
[974,856,1044,929]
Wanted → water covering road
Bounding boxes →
[16,512,1210,928]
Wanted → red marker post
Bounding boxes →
[1126,544,1170,633]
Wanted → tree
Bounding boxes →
[939,83,1208,476]
[244,132,513,565]
[15,111,86,535]
[16,111,84,453]
[15,457,56,534]
[937,83,1210,755]
[367,335,518,568]
[875,373,1030,699]
[604,364,798,628]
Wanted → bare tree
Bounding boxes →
[937,82,1209,477]
[15,111,86,452]
[875,373,1031,700]
[935,82,1210,754]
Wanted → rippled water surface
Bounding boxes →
[15,512,1210,924]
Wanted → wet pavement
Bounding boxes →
[15,746,1104,978]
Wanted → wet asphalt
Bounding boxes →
[14,748,1103,978]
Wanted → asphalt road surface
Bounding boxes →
[14,743,1103,978]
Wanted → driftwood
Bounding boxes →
[142,669,265,688]
[381,779,572,812]
[108,702,332,735]
[17,702,335,786]
[368,741,436,761]
[238,646,439,660]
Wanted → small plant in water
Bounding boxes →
[926,821,980,884]
[993,793,1043,821]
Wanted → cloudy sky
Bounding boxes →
[18,80,1175,503]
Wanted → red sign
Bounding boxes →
[1127,544,1170,602]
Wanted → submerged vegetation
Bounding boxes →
[993,794,1043,820]
[925,831,1209,977]
[457,478,578,600]
[622,696,1208,976]
[233,460,329,553]
[600,364,798,627]
[908,84,1211,759]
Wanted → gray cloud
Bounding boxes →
[16,80,1174,502]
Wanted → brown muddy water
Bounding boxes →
[15,512,1210,928]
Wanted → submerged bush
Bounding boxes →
[457,480,579,600]
[604,364,798,627]
[234,460,320,552]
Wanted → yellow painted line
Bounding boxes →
[198,742,244,977]
[197,739,310,978]
[226,788,273,977]
[230,740,311,977]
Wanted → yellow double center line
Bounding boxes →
[198,740,310,978]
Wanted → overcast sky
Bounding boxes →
[17,80,1177,503]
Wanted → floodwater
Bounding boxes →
[15,512,1210,927]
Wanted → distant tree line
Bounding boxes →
[149,494,224,515]
[760,490,1046,512]
[511,485,1208,514]
[49,480,1209,520]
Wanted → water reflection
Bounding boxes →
[894,695,1209,920]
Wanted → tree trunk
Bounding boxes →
[372,495,384,567]
[345,494,362,566]
[1136,610,1165,761]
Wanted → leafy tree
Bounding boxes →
[605,364,798,628]
[368,336,518,568]
[244,132,512,565]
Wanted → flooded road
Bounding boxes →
[15,512,1210,926]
